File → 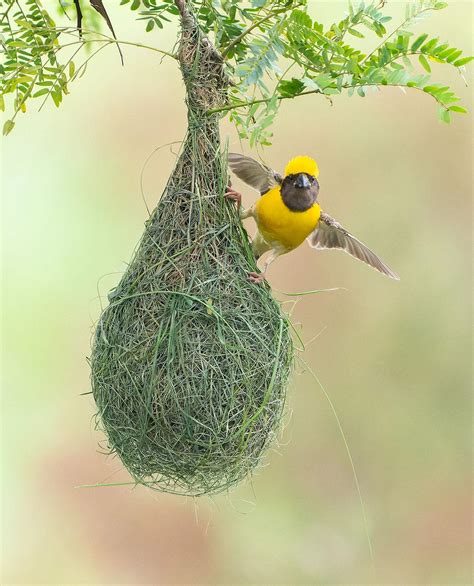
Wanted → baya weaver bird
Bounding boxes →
[226,153,399,284]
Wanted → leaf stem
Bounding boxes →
[0,0,14,25]
[6,24,178,60]
[360,6,433,66]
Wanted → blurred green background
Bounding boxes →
[1,1,472,584]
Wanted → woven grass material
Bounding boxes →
[90,3,294,496]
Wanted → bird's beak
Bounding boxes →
[294,173,311,188]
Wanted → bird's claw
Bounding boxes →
[247,271,266,285]
[225,186,242,207]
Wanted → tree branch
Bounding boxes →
[174,0,187,18]
[174,0,194,29]
[207,89,322,115]
[208,81,453,117]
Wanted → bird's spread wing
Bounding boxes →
[228,153,282,195]
[307,212,400,280]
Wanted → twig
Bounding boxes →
[73,0,82,34]
[360,6,433,66]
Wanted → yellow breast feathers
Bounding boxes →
[255,186,321,251]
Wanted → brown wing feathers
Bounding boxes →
[228,153,282,195]
[308,212,399,280]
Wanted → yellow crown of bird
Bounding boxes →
[284,155,319,179]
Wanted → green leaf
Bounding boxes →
[436,47,459,61]
[3,120,15,136]
[378,45,390,67]
[14,18,33,29]
[8,41,29,48]
[421,38,438,54]
[432,43,449,56]
[412,34,428,52]
[146,19,154,31]
[348,28,364,38]
[278,78,305,97]
[438,107,450,123]
[32,88,50,97]
[446,49,462,63]
[423,85,441,94]
[434,2,448,9]
[419,54,431,72]
[454,56,474,67]
[448,105,468,113]
[69,61,75,78]
[301,76,319,91]
[314,73,333,90]
[51,88,62,107]
[323,87,340,95]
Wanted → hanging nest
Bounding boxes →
[90,2,294,496]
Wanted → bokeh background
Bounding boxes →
[2,1,472,584]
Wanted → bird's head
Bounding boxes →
[281,155,320,211]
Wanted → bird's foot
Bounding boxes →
[225,186,242,207]
[247,271,266,285]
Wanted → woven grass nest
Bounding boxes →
[90,8,294,496]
